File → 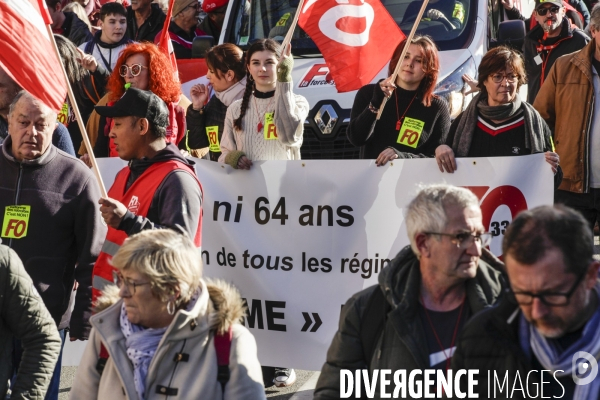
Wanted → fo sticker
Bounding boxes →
[2,205,31,239]
[206,126,220,152]
[397,117,425,148]
[264,112,277,140]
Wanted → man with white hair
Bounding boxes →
[0,90,105,400]
[314,184,506,399]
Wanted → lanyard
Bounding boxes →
[420,294,466,372]
[395,90,418,130]
[95,43,112,73]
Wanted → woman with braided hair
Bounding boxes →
[218,38,308,170]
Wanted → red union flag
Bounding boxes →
[298,0,405,92]
[156,0,180,81]
[0,0,67,112]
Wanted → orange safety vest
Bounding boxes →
[92,160,202,302]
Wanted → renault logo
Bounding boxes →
[314,104,338,135]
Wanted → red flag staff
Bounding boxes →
[157,0,179,80]
[280,0,306,51]
[376,0,430,120]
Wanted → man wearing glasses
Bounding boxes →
[314,184,505,398]
[452,205,600,398]
[523,0,589,103]
[154,0,208,59]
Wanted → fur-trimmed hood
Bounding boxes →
[94,278,246,335]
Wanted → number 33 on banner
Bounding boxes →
[264,112,277,140]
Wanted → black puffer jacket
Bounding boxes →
[314,246,506,400]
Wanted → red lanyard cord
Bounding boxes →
[395,89,418,130]
[420,294,466,372]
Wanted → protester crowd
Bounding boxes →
[2,0,600,398]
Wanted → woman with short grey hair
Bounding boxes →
[70,229,266,400]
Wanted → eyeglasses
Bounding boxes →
[490,73,519,83]
[537,6,561,15]
[182,2,201,12]
[510,271,587,306]
[424,231,492,248]
[113,271,151,295]
[119,64,148,77]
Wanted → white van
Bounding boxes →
[199,0,534,159]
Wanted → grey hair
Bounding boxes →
[405,184,480,257]
[591,3,600,31]
[111,229,202,306]
[8,90,56,121]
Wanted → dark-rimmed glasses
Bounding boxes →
[490,74,519,83]
[510,271,587,306]
[537,6,561,16]
[113,271,151,295]
[119,64,148,77]
[424,231,492,249]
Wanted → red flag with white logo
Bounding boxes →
[0,0,67,112]
[157,0,180,81]
[298,0,405,92]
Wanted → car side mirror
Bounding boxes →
[491,20,525,50]
[192,36,215,59]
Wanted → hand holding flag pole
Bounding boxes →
[45,25,108,198]
[376,0,430,120]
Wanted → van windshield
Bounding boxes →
[226,0,477,56]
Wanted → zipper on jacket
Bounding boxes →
[8,163,24,248]
[584,95,594,193]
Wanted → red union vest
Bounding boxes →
[92,160,202,302]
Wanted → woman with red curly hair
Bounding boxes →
[347,35,451,166]
[81,42,186,158]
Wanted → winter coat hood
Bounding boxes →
[95,278,245,335]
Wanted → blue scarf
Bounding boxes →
[519,285,600,400]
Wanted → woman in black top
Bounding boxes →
[435,46,561,181]
[347,35,451,166]
[186,43,246,161]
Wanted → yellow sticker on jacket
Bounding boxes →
[276,13,291,26]
[206,126,220,152]
[2,205,31,239]
[57,102,69,127]
[264,112,277,140]
[397,118,425,148]
[453,2,465,23]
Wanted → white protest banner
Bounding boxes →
[63,155,552,369]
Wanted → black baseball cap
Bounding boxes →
[95,88,169,128]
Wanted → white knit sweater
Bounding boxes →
[218,81,309,162]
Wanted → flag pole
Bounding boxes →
[280,0,306,51]
[45,26,108,198]
[376,0,430,120]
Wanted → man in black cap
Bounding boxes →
[523,0,589,102]
[91,88,203,301]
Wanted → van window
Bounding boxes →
[225,0,478,55]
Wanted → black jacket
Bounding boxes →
[314,246,506,399]
[61,12,93,46]
[452,297,545,399]
[0,139,106,338]
[117,143,203,239]
[524,18,589,102]
[126,4,166,43]
[185,96,228,161]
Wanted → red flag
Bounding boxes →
[0,0,67,112]
[298,0,405,92]
[157,0,180,81]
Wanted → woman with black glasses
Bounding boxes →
[435,46,561,184]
